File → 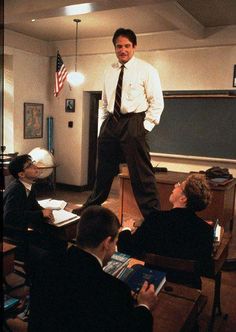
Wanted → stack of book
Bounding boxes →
[103,252,131,277]
[4,295,20,311]
[104,252,166,295]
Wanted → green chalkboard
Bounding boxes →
[147,91,236,160]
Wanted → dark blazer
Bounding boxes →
[118,208,214,288]
[3,179,44,231]
[65,246,153,332]
[29,246,153,332]
[3,179,66,254]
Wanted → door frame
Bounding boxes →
[87,91,102,189]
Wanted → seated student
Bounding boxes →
[3,154,66,255]
[28,205,157,332]
[68,206,157,332]
[118,174,214,289]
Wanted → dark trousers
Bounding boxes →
[84,112,160,218]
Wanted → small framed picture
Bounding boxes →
[24,103,43,139]
[65,99,75,112]
[233,65,236,87]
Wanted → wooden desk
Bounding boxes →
[119,171,236,231]
[2,242,16,276]
[127,230,231,331]
[45,218,79,242]
[153,282,201,332]
[44,202,79,241]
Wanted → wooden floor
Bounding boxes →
[5,177,236,332]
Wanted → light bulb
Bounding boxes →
[67,72,85,86]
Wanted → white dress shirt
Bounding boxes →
[100,56,164,131]
[19,179,32,196]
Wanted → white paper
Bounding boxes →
[52,209,79,225]
[38,198,67,210]
[215,224,222,242]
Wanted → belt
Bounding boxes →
[109,111,145,119]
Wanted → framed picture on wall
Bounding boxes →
[65,99,75,112]
[24,103,43,139]
[233,65,236,87]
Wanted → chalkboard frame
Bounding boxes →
[148,90,236,163]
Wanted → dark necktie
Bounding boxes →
[113,65,124,122]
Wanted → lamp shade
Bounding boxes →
[67,71,85,86]
[67,19,84,87]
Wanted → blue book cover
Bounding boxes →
[103,252,131,276]
[4,296,20,311]
[117,264,166,295]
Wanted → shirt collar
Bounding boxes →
[90,253,103,267]
[122,56,136,69]
[19,179,32,192]
[116,56,136,70]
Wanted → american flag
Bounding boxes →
[54,51,68,97]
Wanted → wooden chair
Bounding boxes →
[3,225,36,290]
[144,254,207,316]
[144,232,231,332]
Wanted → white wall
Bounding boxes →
[4,30,236,185]
[4,47,51,155]
[142,46,236,91]
[50,53,113,185]
[4,55,14,152]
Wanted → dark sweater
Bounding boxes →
[29,246,153,332]
[118,208,214,288]
[3,179,44,231]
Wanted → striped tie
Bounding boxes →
[113,65,124,122]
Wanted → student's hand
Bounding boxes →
[205,220,214,227]
[136,280,157,311]
[42,208,54,221]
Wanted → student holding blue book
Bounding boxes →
[29,206,157,332]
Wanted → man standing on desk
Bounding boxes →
[74,28,164,218]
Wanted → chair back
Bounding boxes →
[144,253,201,289]
[145,253,198,273]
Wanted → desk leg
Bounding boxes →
[208,271,222,331]
[214,271,222,316]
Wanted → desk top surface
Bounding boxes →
[120,170,236,190]
[153,283,200,332]
[128,258,200,332]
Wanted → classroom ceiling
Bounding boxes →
[4,0,236,42]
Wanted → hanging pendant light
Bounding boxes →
[67,19,85,86]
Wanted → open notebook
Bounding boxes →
[38,198,67,210]
[51,209,79,225]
